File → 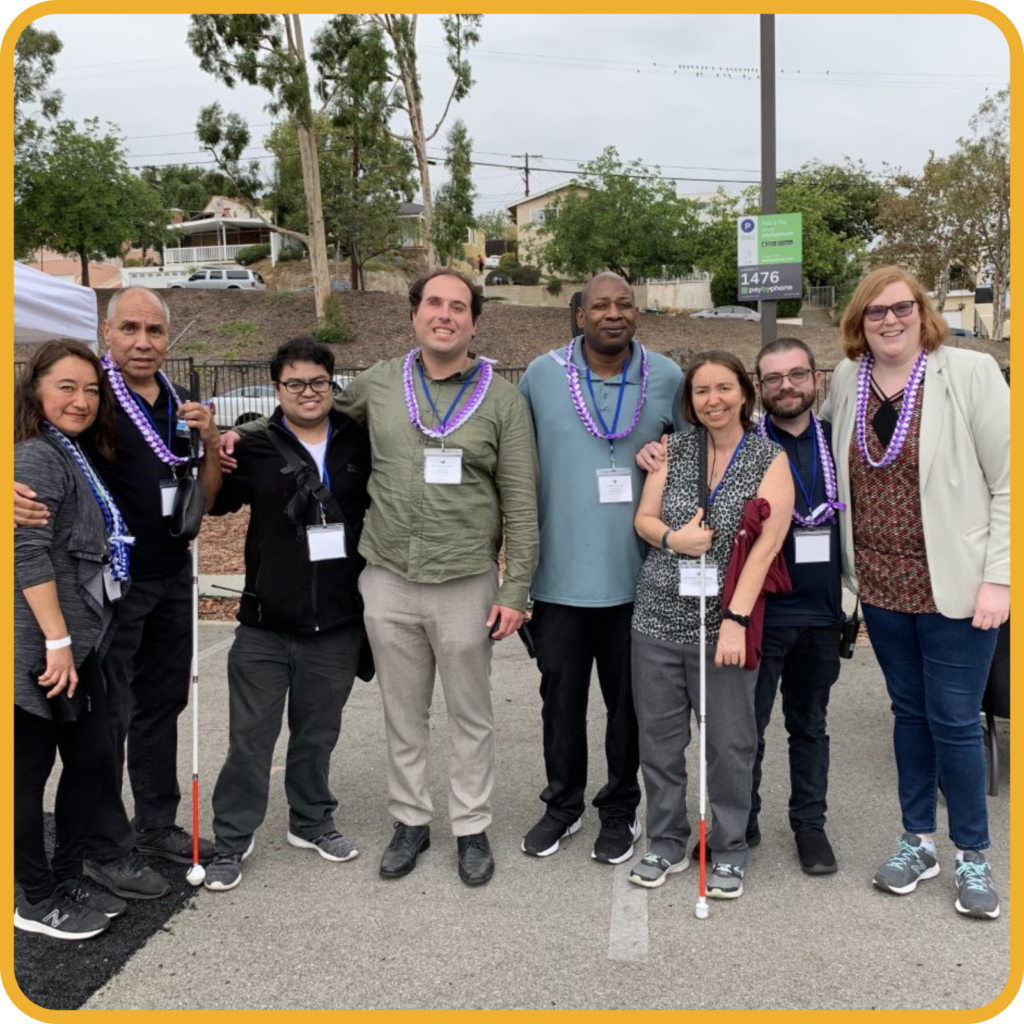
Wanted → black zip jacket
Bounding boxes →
[211,407,371,634]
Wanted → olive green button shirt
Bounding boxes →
[334,353,539,610]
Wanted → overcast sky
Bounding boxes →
[24,12,1013,216]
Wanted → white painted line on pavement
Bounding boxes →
[199,634,236,663]
[607,862,649,962]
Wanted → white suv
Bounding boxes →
[172,268,266,290]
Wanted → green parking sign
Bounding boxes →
[737,213,803,300]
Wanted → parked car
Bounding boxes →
[210,384,278,428]
[484,254,502,270]
[947,326,977,338]
[333,374,356,391]
[689,305,762,322]
[171,267,266,291]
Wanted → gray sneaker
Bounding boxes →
[954,851,1000,919]
[629,852,689,889]
[707,862,744,899]
[873,832,940,895]
[204,838,255,892]
[287,830,359,863]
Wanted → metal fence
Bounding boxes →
[805,286,836,308]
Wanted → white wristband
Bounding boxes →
[45,636,72,650]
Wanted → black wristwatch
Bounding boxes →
[721,608,751,628]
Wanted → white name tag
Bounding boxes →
[307,523,347,562]
[596,468,633,504]
[678,561,719,597]
[103,568,122,602]
[424,448,463,485]
[794,528,831,564]
[160,480,178,517]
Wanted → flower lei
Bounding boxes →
[758,411,844,526]
[855,348,928,469]
[43,424,133,581]
[101,353,200,466]
[403,349,494,439]
[565,337,649,440]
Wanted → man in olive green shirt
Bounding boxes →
[224,269,539,887]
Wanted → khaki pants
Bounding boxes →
[359,563,497,836]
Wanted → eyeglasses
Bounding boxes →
[758,367,814,389]
[278,377,335,394]
[864,300,917,322]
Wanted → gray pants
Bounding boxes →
[359,563,498,836]
[631,628,758,868]
[212,623,361,855]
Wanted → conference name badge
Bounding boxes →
[794,528,830,564]
[160,479,178,517]
[596,468,633,504]
[307,523,347,562]
[424,448,463,485]
[678,560,719,597]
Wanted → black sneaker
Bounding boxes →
[82,853,172,900]
[521,814,582,857]
[135,824,215,865]
[203,839,255,892]
[56,878,127,918]
[14,890,110,940]
[592,817,642,864]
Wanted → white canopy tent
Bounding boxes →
[14,261,98,349]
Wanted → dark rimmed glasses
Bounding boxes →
[278,377,335,394]
[864,300,917,322]
[758,367,814,389]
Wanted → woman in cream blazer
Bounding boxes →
[820,266,1008,921]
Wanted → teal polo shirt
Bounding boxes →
[519,338,688,607]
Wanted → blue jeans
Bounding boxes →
[862,604,999,851]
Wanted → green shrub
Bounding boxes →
[546,276,563,296]
[510,264,541,286]
[216,320,262,346]
[236,243,271,266]
[266,289,297,304]
[498,252,519,269]
[314,298,353,345]
[277,247,306,263]
[778,297,803,318]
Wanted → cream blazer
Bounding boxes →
[820,345,1009,619]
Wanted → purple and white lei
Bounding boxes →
[855,348,927,469]
[403,348,493,439]
[758,411,844,526]
[43,423,133,581]
[101,353,199,466]
[565,338,649,440]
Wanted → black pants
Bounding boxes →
[101,561,192,831]
[749,624,842,834]
[211,623,361,855]
[531,601,640,825]
[15,654,134,902]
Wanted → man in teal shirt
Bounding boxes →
[518,272,686,864]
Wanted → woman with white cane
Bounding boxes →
[629,351,792,898]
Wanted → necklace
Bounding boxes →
[855,349,927,469]
[101,353,199,466]
[43,424,133,581]
[403,348,493,439]
[758,412,844,526]
[565,337,649,441]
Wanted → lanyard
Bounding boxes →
[128,387,173,449]
[707,433,747,508]
[584,355,629,437]
[417,361,481,434]
[766,418,818,514]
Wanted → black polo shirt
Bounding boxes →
[84,377,193,582]
[762,416,843,629]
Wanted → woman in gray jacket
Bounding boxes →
[14,340,135,940]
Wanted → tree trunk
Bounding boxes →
[934,264,950,313]
[78,246,90,288]
[992,267,1007,342]
[296,121,331,319]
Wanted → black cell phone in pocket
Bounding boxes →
[517,620,537,659]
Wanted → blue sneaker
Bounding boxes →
[955,851,1000,919]
[873,832,940,895]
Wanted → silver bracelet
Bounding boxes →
[44,636,72,650]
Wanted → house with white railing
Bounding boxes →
[162,196,280,267]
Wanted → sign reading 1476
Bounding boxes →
[736,213,803,301]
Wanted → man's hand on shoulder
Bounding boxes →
[219,430,242,473]
[636,434,668,472]
[14,482,48,528]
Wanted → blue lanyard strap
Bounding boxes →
[128,387,174,449]
[707,432,748,508]
[283,420,333,492]
[416,361,481,432]
[766,418,818,514]
[584,354,630,438]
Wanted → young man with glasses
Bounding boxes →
[203,337,372,891]
[750,337,845,875]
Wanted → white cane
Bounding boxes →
[695,424,709,920]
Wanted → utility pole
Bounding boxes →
[759,14,776,347]
[511,153,543,197]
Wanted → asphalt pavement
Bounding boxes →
[76,622,1011,1012]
